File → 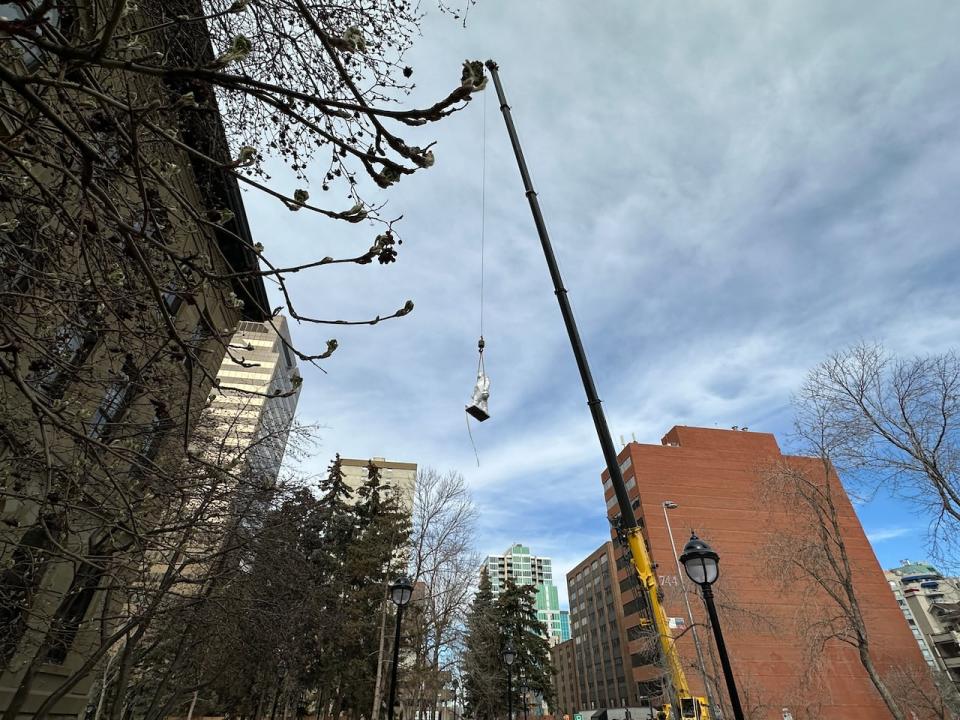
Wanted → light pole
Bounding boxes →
[502,641,516,720]
[451,679,459,720]
[661,501,716,715]
[518,677,529,720]
[679,533,744,720]
[387,577,414,720]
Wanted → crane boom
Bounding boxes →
[485,60,709,720]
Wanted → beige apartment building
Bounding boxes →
[340,457,418,512]
[887,562,960,689]
[207,316,302,483]
[0,3,273,718]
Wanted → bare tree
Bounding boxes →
[884,665,960,720]
[404,468,479,720]
[1,395,317,720]
[797,342,960,560]
[760,444,906,719]
[2,1,480,715]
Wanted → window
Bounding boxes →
[0,2,61,68]
[0,526,55,663]
[135,405,173,473]
[88,358,138,440]
[45,559,104,664]
[29,319,99,400]
[162,287,184,316]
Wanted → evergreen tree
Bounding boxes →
[496,579,554,713]
[463,569,503,720]
[339,461,411,714]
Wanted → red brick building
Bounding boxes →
[601,426,930,719]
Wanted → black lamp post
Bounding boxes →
[518,678,529,720]
[387,577,414,720]
[502,641,516,720]
[679,533,744,720]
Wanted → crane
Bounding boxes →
[484,60,711,720]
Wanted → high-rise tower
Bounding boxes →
[208,315,301,483]
[483,543,571,645]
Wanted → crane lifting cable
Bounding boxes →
[466,89,491,425]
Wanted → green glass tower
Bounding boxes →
[482,543,571,645]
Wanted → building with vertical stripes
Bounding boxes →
[482,543,571,646]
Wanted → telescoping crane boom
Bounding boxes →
[485,60,710,720]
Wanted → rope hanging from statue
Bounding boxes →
[465,89,490,466]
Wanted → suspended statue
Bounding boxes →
[466,337,490,422]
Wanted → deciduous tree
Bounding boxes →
[797,342,960,560]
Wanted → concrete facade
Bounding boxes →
[886,562,960,689]
[208,316,301,483]
[567,542,646,710]
[340,457,417,512]
[0,3,271,716]
[600,426,932,720]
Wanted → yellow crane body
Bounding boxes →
[624,526,711,719]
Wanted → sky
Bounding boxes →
[244,0,960,609]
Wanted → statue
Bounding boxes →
[466,369,490,421]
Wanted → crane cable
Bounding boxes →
[466,89,488,466]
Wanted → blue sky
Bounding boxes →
[246,0,960,608]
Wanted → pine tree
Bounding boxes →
[338,461,411,714]
[496,579,554,713]
[463,569,504,720]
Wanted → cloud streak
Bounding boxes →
[256,0,960,606]
[866,527,915,544]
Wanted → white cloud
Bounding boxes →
[866,527,914,544]
[262,0,959,593]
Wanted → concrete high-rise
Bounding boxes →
[483,544,571,645]
[600,426,932,720]
[207,316,301,483]
[886,561,960,689]
[340,457,418,512]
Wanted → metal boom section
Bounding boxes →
[484,60,707,720]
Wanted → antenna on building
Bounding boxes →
[619,434,625,447]
[631,432,637,443]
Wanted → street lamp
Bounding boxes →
[518,678,529,720]
[502,641,516,720]
[679,533,744,720]
[661,502,715,715]
[387,577,414,720]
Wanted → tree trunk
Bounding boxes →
[186,691,199,720]
[109,631,140,720]
[316,684,327,720]
[269,681,283,720]
[858,644,905,720]
[371,595,390,720]
[330,678,344,720]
